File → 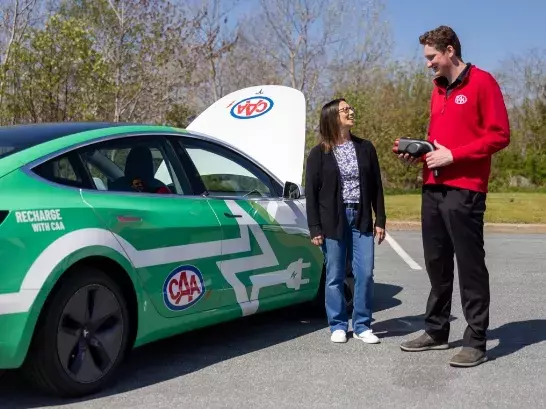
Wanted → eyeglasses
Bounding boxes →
[339,106,355,113]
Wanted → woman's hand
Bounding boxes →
[374,226,386,245]
[311,235,324,246]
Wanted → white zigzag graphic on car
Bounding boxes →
[0,199,310,316]
[216,200,310,315]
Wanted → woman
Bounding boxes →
[305,98,386,344]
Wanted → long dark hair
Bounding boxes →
[319,98,345,153]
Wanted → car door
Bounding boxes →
[76,133,228,318]
[169,135,323,317]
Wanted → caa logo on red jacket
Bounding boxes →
[454,95,467,104]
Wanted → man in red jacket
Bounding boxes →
[394,25,510,367]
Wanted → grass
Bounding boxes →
[385,192,546,224]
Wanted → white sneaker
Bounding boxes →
[330,329,347,343]
[354,329,380,344]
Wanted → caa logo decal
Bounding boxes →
[230,96,274,119]
[163,265,205,311]
[455,95,467,104]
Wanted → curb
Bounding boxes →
[386,221,546,233]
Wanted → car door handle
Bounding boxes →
[117,216,142,223]
[224,212,242,218]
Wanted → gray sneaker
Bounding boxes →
[400,332,449,352]
[449,347,487,367]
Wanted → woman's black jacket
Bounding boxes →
[304,135,386,240]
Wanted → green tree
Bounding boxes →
[6,14,110,122]
[165,103,196,128]
[58,0,205,123]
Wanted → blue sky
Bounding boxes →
[385,0,546,72]
[228,0,546,74]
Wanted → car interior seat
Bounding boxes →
[108,146,171,194]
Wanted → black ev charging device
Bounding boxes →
[395,137,439,177]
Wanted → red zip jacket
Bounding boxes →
[423,64,510,193]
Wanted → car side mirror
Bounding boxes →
[283,181,303,199]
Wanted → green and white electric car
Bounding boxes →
[0,86,355,397]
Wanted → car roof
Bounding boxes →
[0,122,284,187]
[0,122,138,148]
[0,122,179,175]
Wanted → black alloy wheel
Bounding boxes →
[57,284,124,384]
[23,267,130,398]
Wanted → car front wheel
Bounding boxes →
[23,267,130,398]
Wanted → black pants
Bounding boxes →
[421,185,489,351]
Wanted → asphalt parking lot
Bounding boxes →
[1,231,545,409]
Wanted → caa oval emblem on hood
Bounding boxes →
[230,96,274,119]
[163,265,205,311]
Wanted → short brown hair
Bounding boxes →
[419,25,462,58]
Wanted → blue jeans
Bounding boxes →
[321,207,375,335]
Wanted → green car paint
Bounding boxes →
[0,160,146,368]
[0,122,326,396]
[207,198,321,312]
[83,191,231,317]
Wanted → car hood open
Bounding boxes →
[186,85,307,185]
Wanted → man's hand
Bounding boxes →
[392,138,422,166]
[425,140,453,169]
[374,226,385,245]
[397,153,422,166]
[311,235,323,246]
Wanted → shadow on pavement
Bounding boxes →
[372,313,434,338]
[487,319,546,360]
[373,313,546,363]
[449,319,546,361]
[373,282,403,313]
[0,282,402,408]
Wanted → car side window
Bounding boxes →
[179,138,276,198]
[77,137,185,195]
[33,153,92,189]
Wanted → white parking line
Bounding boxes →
[385,232,422,270]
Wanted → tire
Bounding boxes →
[22,266,130,398]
